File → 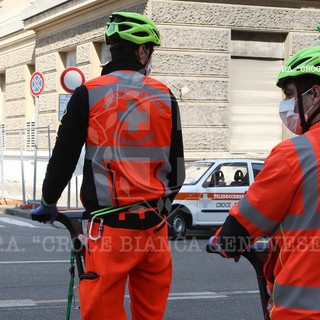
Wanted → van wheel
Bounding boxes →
[168,211,186,239]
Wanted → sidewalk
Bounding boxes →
[0,205,32,219]
[0,205,84,220]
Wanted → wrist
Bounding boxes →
[41,197,56,208]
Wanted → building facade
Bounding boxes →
[0,0,320,202]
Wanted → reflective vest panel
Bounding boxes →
[84,71,173,207]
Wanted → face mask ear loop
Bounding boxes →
[306,104,320,126]
[142,46,153,76]
[295,81,310,133]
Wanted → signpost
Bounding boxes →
[30,71,45,204]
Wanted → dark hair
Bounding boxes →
[294,74,320,92]
[109,41,154,62]
[110,41,139,61]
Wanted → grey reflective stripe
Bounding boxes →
[273,283,320,311]
[112,71,171,105]
[158,160,172,190]
[280,213,320,231]
[112,70,144,85]
[238,197,278,232]
[281,135,319,232]
[88,70,146,107]
[88,83,117,108]
[87,71,171,110]
[91,159,114,207]
[294,135,318,214]
[86,145,171,161]
[239,134,320,233]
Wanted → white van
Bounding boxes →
[168,159,264,238]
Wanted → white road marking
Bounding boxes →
[220,289,259,295]
[125,290,258,301]
[0,300,36,308]
[168,292,228,300]
[0,290,260,309]
[0,299,68,308]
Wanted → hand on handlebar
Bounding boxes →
[207,236,227,257]
[206,228,230,259]
[31,203,59,223]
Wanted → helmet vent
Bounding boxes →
[111,15,147,26]
[291,57,309,70]
[133,32,149,37]
[118,24,131,32]
[127,17,148,25]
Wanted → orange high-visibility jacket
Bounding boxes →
[42,62,184,213]
[229,122,320,319]
[83,70,176,208]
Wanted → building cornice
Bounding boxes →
[21,0,119,31]
[0,30,35,52]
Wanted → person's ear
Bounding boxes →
[137,45,147,60]
[311,85,320,106]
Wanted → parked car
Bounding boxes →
[168,159,264,238]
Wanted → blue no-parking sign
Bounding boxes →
[30,72,44,96]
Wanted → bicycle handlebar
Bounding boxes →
[56,211,85,277]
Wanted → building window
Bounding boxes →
[230,31,287,155]
[60,50,77,68]
[66,51,76,67]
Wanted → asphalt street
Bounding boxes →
[0,212,264,320]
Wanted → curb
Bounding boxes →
[2,207,32,219]
[1,206,84,220]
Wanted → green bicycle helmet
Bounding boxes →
[105,12,161,46]
[277,46,320,88]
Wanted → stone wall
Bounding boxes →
[149,0,320,159]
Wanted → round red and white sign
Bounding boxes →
[60,67,85,93]
[30,71,45,96]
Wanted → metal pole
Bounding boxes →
[33,96,39,204]
[0,129,4,199]
[67,181,71,209]
[19,130,26,204]
[75,176,79,209]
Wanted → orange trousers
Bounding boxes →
[79,219,172,320]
